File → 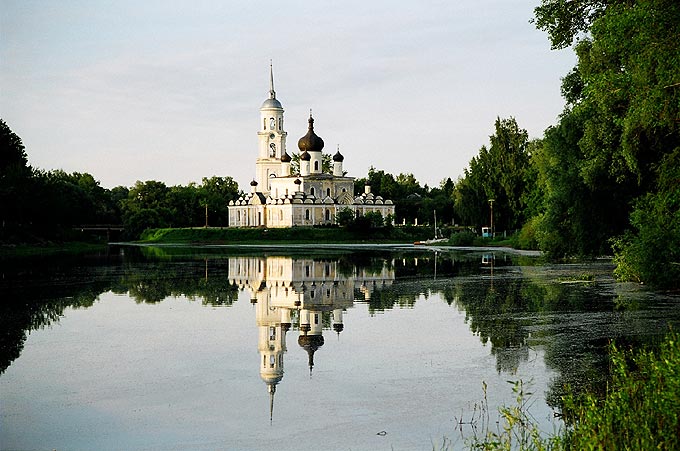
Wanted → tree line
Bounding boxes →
[0,120,240,241]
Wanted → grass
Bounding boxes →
[137,226,431,244]
[460,331,680,451]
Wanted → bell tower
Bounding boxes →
[256,62,288,193]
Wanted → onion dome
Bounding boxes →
[294,178,302,186]
[297,114,324,153]
[298,334,325,375]
[250,179,258,187]
[280,151,291,162]
[300,150,311,161]
[333,150,344,162]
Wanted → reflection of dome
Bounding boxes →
[298,115,324,153]
[298,334,324,374]
[333,323,344,334]
[261,373,283,386]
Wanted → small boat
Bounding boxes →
[414,210,447,245]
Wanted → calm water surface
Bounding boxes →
[1,246,679,451]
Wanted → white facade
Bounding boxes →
[228,67,395,227]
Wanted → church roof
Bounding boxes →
[298,114,324,153]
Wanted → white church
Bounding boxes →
[227,66,395,227]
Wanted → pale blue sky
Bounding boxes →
[1,0,575,190]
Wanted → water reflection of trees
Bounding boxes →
[3,248,678,414]
[0,251,241,373]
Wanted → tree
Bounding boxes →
[532,0,680,261]
[454,117,531,232]
[290,152,333,175]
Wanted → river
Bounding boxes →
[1,245,678,451]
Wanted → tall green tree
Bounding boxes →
[532,0,680,266]
[454,117,531,232]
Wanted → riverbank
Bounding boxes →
[137,226,430,245]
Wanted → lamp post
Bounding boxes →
[488,198,495,238]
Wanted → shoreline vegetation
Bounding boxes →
[461,331,679,451]
[134,226,526,249]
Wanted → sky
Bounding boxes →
[1,0,575,191]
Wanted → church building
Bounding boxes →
[228,66,394,227]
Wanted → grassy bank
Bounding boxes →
[464,331,680,450]
[138,226,432,244]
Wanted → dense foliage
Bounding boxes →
[465,332,680,451]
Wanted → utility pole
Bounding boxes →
[488,198,495,238]
[204,203,209,228]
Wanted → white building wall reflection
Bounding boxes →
[227,256,395,421]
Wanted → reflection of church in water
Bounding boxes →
[227,256,394,420]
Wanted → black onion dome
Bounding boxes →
[297,115,324,153]
[333,150,344,162]
[300,150,311,161]
[250,179,258,186]
[294,178,302,185]
[280,152,291,162]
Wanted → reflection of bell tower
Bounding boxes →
[256,278,288,422]
[256,62,288,193]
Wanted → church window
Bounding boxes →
[263,355,266,368]
[325,264,330,276]
[278,117,282,130]
[314,313,319,325]
[311,290,315,299]
[305,265,310,277]
[342,188,346,193]
[263,118,267,130]
[325,209,330,221]
[326,289,331,297]
[326,188,331,197]
[270,117,275,130]
[270,355,275,368]
[269,326,276,341]
[270,142,276,157]
[285,188,288,196]
[305,209,310,220]
[310,187,315,196]
[314,161,319,171]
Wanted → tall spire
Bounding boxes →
[269,60,276,99]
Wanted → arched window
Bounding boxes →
[310,187,315,196]
[305,209,310,220]
[263,118,266,130]
[270,117,275,130]
[278,117,282,130]
[314,161,319,171]
[325,209,330,221]
[326,188,331,197]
